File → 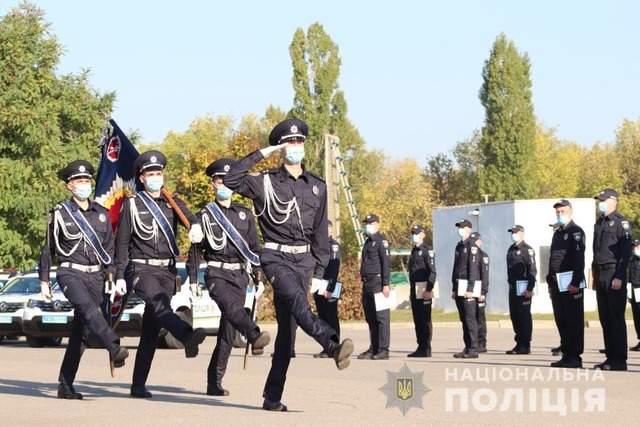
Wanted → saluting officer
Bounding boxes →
[592,188,631,371]
[547,199,585,369]
[187,158,271,396]
[473,233,490,353]
[358,214,392,360]
[505,225,537,355]
[313,220,342,358]
[451,220,480,358]
[407,224,436,358]
[39,160,129,399]
[115,150,208,398]
[628,239,640,352]
[224,118,353,412]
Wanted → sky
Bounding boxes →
[3,1,639,164]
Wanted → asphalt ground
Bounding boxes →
[1,322,639,426]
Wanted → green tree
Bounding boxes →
[614,118,640,230]
[478,33,536,201]
[0,3,113,269]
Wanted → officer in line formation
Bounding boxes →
[186,158,270,397]
[628,239,640,352]
[473,233,490,353]
[39,161,129,399]
[358,214,391,360]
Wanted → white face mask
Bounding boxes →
[634,249,640,258]
[144,175,163,192]
[364,224,376,236]
[72,183,92,201]
[285,145,305,164]
[411,234,422,245]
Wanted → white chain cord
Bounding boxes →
[254,174,305,236]
[53,209,83,256]
[202,213,226,250]
[129,197,158,245]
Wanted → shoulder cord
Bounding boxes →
[202,212,226,250]
[53,209,85,257]
[129,197,158,246]
[254,174,305,237]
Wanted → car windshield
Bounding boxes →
[1,276,59,294]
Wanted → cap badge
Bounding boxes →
[224,164,230,172]
[290,125,298,133]
[79,165,86,172]
[150,155,157,163]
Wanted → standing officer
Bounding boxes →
[39,160,129,399]
[187,158,271,396]
[592,188,631,371]
[224,118,353,412]
[628,239,640,352]
[451,219,479,358]
[358,214,391,360]
[473,233,490,353]
[115,150,208,398]
[313,220,342,358]
[407,224,436,358]
[505,225,536,354]
[547,199,585,369]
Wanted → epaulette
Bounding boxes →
[306,170,326,183]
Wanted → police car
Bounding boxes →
[158,262,221,349]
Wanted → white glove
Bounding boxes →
[189,224,204,243]
[115,279,127,296]
[190,282,202,298]
[259,144,285,159]
[104,280,116,302]
[310,278,328,294]
[255,281,265,299]
[40,281,53,301]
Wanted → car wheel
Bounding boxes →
[159,309,192,349]
[232,330,247,348]
[26,335,46,348]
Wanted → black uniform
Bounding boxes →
[593,211,631,365]
[115,191,199,389]
[313,238,341,339]
[408,242,436,352]
[39,198,119,389]
[187,200,263,390]
[628,253,640,347]
[224,148,339,404]
[475,248,490,351]
[452,238,480,354]
[547,221,585,364]
[506,242,537,349]
[360,231,391,355]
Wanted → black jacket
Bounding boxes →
[506,241,537,291]
[409,242,436,298]
[360,232,390,286]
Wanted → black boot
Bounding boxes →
[207,384,230,396]
[330,338,354,370]
[108,343,129,368]
[357,349,374,360]
[263,398,287,412]
[251,331,270,352]
[183,328,207,358]
[130,385,152,398]
[372,350,390,360]
[408,348,431,358]
[57,382,83,400]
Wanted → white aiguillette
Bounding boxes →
[457,279,481,298]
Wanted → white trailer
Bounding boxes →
[432,198,597,314]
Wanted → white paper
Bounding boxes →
[628,284,633,300]
[556,271,586,293]
[516,280,529,296]
[635,287,640,303]
[244,285,255,309]
[310,279,328,294]
[457,279,482,298]
[374,290,396,311]
[414,282,428,299]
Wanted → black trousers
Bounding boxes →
[455,296,478,353]
[127,262,192,387]
[595,265,627,364]
[548,279,564,348]
[548,274,584,361]
[362,277,390,353]
[477,299,487,349]
[631,288,640,341]
[509,287,532,348]
[314,292,340,340]
[410,298,432,351]
[57,268,119,386]
[206,268,260,387]
[262,250,338,403]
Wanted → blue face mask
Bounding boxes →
[285,145,305,164]
[557,214,570,225]
[216,186,233,200]
[411,234,422,245]
[597,201,608,214]
[144,175,163,192]
[511,233,520,243]
[72,183,92,201]
[635,249,640,258]
[457,228,467,238]
[364,224,376,236]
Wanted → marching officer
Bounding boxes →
[407,224,436,358]
[473,233,490,353]
[224,118,353,412]
[451,219,479,358]
[547,199,585,369]
[628,239,640,352]
[313,220,342,358]
[592,188,631,371]
[505,225,537,354]
[358,214,391,360]
[39,160,129,399]
[187,158,271,396]
[115,150,208,398]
